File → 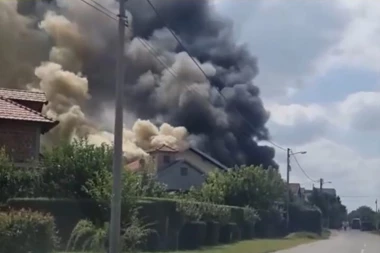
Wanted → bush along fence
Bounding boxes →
[2,197,259,252]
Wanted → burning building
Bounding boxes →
[0,0,278,169]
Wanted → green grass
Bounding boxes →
[167,238,316,253]
[58,234,319,253]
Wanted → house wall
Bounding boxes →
[176,150,218,173]
[0,120,40,162]
[156,162,205,191]
[150,151,176,171]
[151,150,220,173]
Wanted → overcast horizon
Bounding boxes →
[215,0,380,212]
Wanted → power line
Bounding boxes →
[79,0,117,20]
[267,140,287,151]
[290,150,319,183]
[80,0,287,154]
[144,0,288,153]
[80,0,179,77]
[340,196,380,198]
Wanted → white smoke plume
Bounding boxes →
[0,2,188,161]
[2,0,278,169]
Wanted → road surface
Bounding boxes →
[275,230,380,253]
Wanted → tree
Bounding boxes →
[308,189,347,229]
[41,138,113,198]
[189,165,286,210]
[0,147,42,202]
[348,206,376,227]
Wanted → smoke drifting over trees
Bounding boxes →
[1,0,277,168]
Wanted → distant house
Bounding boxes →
[289,183,309,202]
[0,88,58,164]
[303,187,337,201]
[128,144,228,191]
[289,183,302,199]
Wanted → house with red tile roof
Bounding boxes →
[0,88,58,163]
[128,144,228,191]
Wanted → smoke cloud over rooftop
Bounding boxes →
[1,0,277,168]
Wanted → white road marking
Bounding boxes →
[361,249,365,253]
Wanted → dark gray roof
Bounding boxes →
[189,147,228,171]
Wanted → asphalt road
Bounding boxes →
[275,230,380,253]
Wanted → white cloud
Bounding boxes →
[215,0,349,99]
[338,91,380,132]
[268,91,380,137]
[266,91,380,211]
[317,1,380,75]
[214,0,380,211]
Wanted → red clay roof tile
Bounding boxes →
[0,96,54,123]
[0,88,47,103]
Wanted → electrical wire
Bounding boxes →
[81,0,378,208]
[80,0,288,153]
[290,150,319,183]
[79,0,117,20]
[145,0,288,152]
[340,196,380,198]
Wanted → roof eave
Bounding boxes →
[41,120,59,134]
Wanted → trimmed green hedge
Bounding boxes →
[289,203,322,235]
[219,223,239,243]
[0,209,58,253]
[205,221,220,245]
[255,208,286,238]
[6,197,258,251]
[138,197,258,250]
[179,221,207,250]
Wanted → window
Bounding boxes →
[180,167,188,176]
[163,155,171,163]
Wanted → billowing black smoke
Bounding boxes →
[16,0,277,169]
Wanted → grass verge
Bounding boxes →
[59,232,321,253]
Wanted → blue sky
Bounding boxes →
[215,0,380,211]
[292,67,379,104]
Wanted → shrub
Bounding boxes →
[41,139,113,199]
[255,207,286,238]
[0,209,58,253]
[67,220,108,252]
[204,221,220,245]
[219,223,237,244]
[0,148,42,202]
[189,165,286,210]
[289,203,322,235]
[241,222,255,239]
[231,223,241,242]
[68,210,152,253]
[122,209,154,252]
[7,198,106,248]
